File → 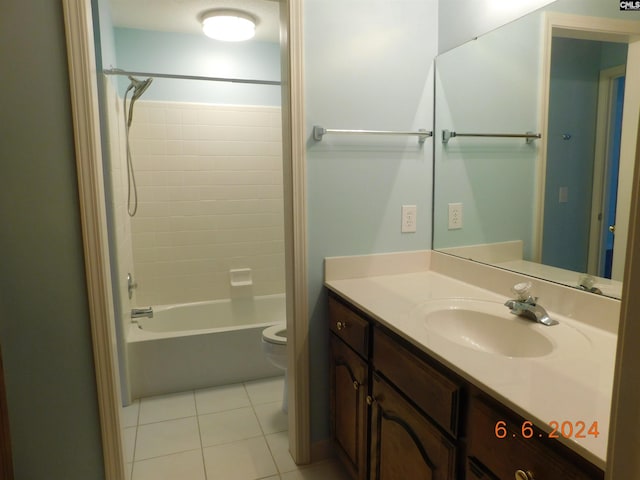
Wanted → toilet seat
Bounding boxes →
[262,324,286,345]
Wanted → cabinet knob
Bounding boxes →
[366,395,376,406]
[515,470,535,480]
[353,380,360,391]
[336,321,347,331]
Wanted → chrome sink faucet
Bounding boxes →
[504,282,558,326]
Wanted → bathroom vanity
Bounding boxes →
[325,251,617,480]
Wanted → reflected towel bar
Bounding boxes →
[442,129,542,144]
[313,125,433,145]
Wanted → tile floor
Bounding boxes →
[121,376,350,480]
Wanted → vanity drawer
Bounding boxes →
[328,296,370,358]
[373,328,461,437]
[467,395,604,480]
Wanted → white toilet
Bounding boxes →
[261,323,288,412]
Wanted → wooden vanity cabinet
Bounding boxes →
[328,293,460,480]
[329,296,371,480]
[327,292,605,480]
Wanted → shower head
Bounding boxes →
[127,75,153,102]
[125,75,153,127]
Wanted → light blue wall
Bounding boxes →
[438,0,554,53]
[602,42,629,70]
[94,0,117,69]
[542,39,628,272]
[0,1,106,478]
[438,0,640,54]
[305,0,437,443]
[433,13,542,258]
[113,28,281,106]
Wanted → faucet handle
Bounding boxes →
[512,281,533,301]
[579,274,596,289]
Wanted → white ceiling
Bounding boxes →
[108,0,281,42]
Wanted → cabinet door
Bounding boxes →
[330,335,369,480]
[370,375,456,480]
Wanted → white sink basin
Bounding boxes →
[410,299,589,358]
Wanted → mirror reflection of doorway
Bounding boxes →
[541,36,628,276]
[591,71,625,279]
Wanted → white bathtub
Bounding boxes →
[127,294,285,399]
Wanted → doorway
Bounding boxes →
[62,0,309,477]
[589,68,625,278]
[535,12,640,284]
[541,36,628,274]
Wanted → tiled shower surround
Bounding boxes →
[114,98,285,306]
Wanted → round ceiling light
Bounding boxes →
[200,9,257,42]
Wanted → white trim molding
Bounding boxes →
[62,1,125,479]
[607,108,640,479]
[281,0,311,465]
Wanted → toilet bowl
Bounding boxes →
[261,323,288,412]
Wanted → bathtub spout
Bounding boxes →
[131,307,153,319]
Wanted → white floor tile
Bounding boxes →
[123,426,137,464]
[265,431,297,474]
[138,391,196,425]
[132,449,205,480]
[202,436,278,480]
[254,401,288,434]
[280,460,351,480]
[245,376,284,406]
[135,417,201,460]
[122,400,140,428]
[195,383,250,415]
[199,407,263,447]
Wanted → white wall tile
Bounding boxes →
[124,101,284,305]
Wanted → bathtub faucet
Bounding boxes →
[131,307,153,319]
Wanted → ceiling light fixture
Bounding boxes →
[200,9,257,42]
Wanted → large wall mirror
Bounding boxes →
[433,0,640,299]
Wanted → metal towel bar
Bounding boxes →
[442,129,541,144]
[313,125,432,145]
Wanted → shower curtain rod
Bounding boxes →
[103,68,281,86]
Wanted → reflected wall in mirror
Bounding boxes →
[434,0,640,299]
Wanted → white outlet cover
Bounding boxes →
[402,205,417,233]
[448,203,463,230]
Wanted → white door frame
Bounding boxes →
[62,1,310,478]
[607,108,640,479]
[588,65,626,276]
[534,13,640,266]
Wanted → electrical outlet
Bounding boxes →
[402,205,417,233]
[448,203,463,230]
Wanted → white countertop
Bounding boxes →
[324,253,618,469]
